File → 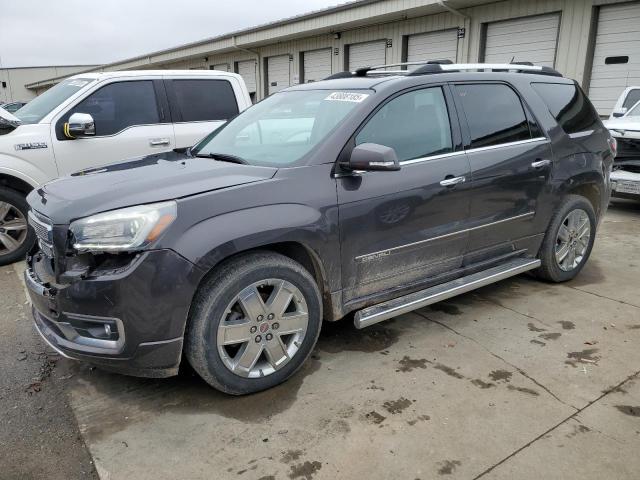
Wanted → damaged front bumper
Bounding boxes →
[26,248,202,378]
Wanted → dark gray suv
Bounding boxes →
[25,63,614,394]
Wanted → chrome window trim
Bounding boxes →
[399,137,548,166]
[355,211,535,261]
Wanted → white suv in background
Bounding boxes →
[0,70,252,265]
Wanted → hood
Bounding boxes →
[604,117,640,133]
[27,150,277,223]
[0,107,21,131]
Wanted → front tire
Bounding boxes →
[185,251,322,395]
[0,187,34,266]
[536,195,596,282]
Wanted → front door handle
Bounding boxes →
[440,176,466,187]
[531,159,551,169]
[149,138,171,147]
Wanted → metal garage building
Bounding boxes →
[24,0,640,115]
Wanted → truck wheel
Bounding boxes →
[536,195,596,283]
[0,187,34,266]
[185,251,322,395]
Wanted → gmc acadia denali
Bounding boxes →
[25,62,614,395]
[0,70,251,265]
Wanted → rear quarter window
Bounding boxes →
[170,79,239,122]
[531,82,600,135]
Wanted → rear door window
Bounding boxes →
[355,87,453,162]
[169,79,239,122]
[454,83,532,149]
[531,82,600,134]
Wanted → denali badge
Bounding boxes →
[15,142,48,151]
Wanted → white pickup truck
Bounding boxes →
[0,70,252,265]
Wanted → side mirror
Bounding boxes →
[348,143,401,172]
[612,107,628,118]
[65,113,95,138]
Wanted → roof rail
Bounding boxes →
[323,61,562,80]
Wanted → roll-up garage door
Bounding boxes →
[483,13,560,67]
[303,48,332,83]
[348,40,387,71]
[267,55,291,95]
[211,63,229,72]
[407,29,459,68]
[236,60,257,95]
[588,2,640,115]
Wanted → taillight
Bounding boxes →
[608,136,617,157]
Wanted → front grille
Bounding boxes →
[28,211,54,258]
[616,138,640,159]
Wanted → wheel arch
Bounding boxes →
[0,171,37,195]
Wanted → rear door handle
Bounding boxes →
[149,138,171,147]
[440,176,466,187]
[531,159,551,169]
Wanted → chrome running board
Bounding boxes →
[353,258,541,329]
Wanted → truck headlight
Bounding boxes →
[70,201,177,252]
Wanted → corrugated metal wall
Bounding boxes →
[25,0,639,109]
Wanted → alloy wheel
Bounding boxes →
[216,278,309,378]
[555,209,591,272]
[0,201,28,256]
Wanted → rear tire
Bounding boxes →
[185,251,322,395]
[535,195,596,282]
[0,187,34,266]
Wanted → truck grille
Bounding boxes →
[616,138,640,159]
[28,211,54,258]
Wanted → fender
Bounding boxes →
[0,152,56,189]
[167,202,341,294]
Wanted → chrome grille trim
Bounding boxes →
[28,211,54,257]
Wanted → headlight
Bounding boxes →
[70,201,177,252]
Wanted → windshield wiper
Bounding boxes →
[195,152,248,165]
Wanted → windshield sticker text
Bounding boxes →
[325,92,369,103]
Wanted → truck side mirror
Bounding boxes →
[612,107,628,118]
[65,113,95,138]
[348,143,401,172]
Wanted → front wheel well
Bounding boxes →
[0,174,33,196]
[192,241,334,321]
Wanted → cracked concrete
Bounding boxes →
[5,200,640,479]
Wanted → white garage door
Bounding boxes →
[407,29,459,68]
[348,40,387,71]
[484,13,560,67]
[236,60,257,94]
[211,63,229,72]
[589,2,640,115]
[267,55,291,95]
[303,48,332,83]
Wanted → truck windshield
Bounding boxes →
[14,77,96,124]
[626,101,640,118]
[192,89,370,167]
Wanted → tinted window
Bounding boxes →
[531,82,600,134]
[71,81,159,136]
[623,89,640,110]
[171,79,239,122]
[356,87,452,161]
[455,84,531,148]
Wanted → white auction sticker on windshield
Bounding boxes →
[325,92,369,103]
[68,80,89,87]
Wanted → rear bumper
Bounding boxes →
[26,249,202,377]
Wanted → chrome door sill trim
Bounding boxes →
[354,257,541,329]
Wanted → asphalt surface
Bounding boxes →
[2,200,639,480]
[0,262,97,480]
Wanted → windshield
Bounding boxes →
[192,89,370,167]
[15,77,96,124]
[626,100,640,118]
